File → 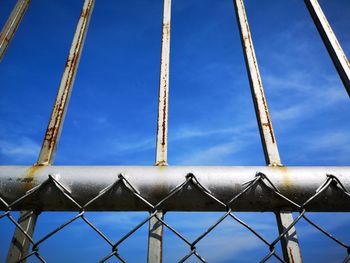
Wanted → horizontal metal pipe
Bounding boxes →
[0,166,349,212]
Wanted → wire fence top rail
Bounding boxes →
[1,166,350,212]
[1,167,350,262]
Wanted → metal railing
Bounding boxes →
[0,0,349,262]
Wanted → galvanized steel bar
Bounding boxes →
[6,1,95,262]
[0,0,30,61]
[274,212,302,263]
[149,0,172,261]
[155,0,171,167]
[1,166,350,212]
[305,0,350,96]
[276,211,302,262]
[233,1,302,262]
[233,0,280,166]
[147,211,164,263]
[6,210,38,262]
[37,0,94,165]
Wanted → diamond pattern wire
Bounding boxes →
[1,172,350,262]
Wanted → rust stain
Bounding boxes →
[156,160,167,167]
[161,75,167,148]
[163,22,170,40]
[276,166,293,192]
[24,165,44,191]
[156,165,168,172]
[80,7,89,18]
[241,0,276,146]
[80,0,93,19]
[253,50,275,145]
[156,20,170,162]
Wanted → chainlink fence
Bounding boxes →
[1,0,350,262]
[1,171,350,262]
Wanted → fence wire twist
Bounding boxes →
[1,172,350,263]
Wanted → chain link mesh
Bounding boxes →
[1,172,350,262]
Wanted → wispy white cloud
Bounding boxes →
[266,73,347,123]
[295,130,350,163]
[111,137,155,153]
[170,122,258,165]
[305,131,350,152]
[178,141,243,165]
[264,70,314,93]
[172,122,256,141]
[199,232,263,262]
[103,121,257,161]
[0,136,40,160]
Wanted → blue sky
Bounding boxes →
[0,0,350,262]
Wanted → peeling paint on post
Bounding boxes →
[149,0,172,262]
[6,1,95,262]
[233,0,302,262]
[305,0,350,97]
[0,0,31,61]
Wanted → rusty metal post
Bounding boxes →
[0,0,31,61]
[155,0,171,167]
[234,0,280,167]
[6,0,95,262]
[37,0,94,165]
[148,0,172,262]
[305,0,350,96]
[233,0,302,262]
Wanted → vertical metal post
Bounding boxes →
[155,0,171,167]
[6,0,94,262]
[6,210,38,263]
[148,210,164,263]
[148,0,172,262]
[37,0,95,165]
[0,0,31,61]
[305,0,350,96]
[233,0,302,262]
[234,0,280,167]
